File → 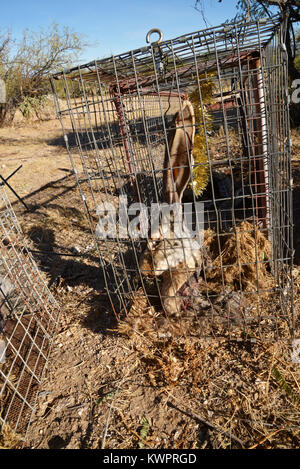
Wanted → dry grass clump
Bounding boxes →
[141,340,203,390]
[118,300,205,397]
[0,424,22,449]
[206,221,273,292]
[119,286,202,340]
[43,206,90,231]
[117,293,159,340]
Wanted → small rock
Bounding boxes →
[71,246,81,254]
[78,407,87,417]
[291,339,300,364]
[38,391,53,398]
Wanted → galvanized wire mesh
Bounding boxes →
[0,187,60,440]
[51,15,293,341]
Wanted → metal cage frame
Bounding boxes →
[0,187,60,441]
[51,15,294,342]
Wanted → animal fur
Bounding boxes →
[139,99,208,316]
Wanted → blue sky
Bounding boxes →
[2,0,240,63]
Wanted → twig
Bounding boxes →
[165,394,246,448]
[248,428,284,450]
[101,379,123,449]
[266,343,278,397]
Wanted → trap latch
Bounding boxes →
[146,28,165,75]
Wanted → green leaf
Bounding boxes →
[138,417,150,449]
[272,366,299,404]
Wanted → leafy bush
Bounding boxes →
[0,24,88,126]
[19,95,48,119]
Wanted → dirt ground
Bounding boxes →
[0,112,300,450]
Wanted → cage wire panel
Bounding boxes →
[51,15,294,341]
[0,187,60,439]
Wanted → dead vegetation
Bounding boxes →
[0,424,23,449]
[205,221,272,292]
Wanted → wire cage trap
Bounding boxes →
[0,187,60,442]
[51,15,294,341]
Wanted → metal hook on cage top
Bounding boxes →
[146,28,164,45]
[146,28,165,75]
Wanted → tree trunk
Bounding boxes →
[0,102,17,127]
[286,20,300,82]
